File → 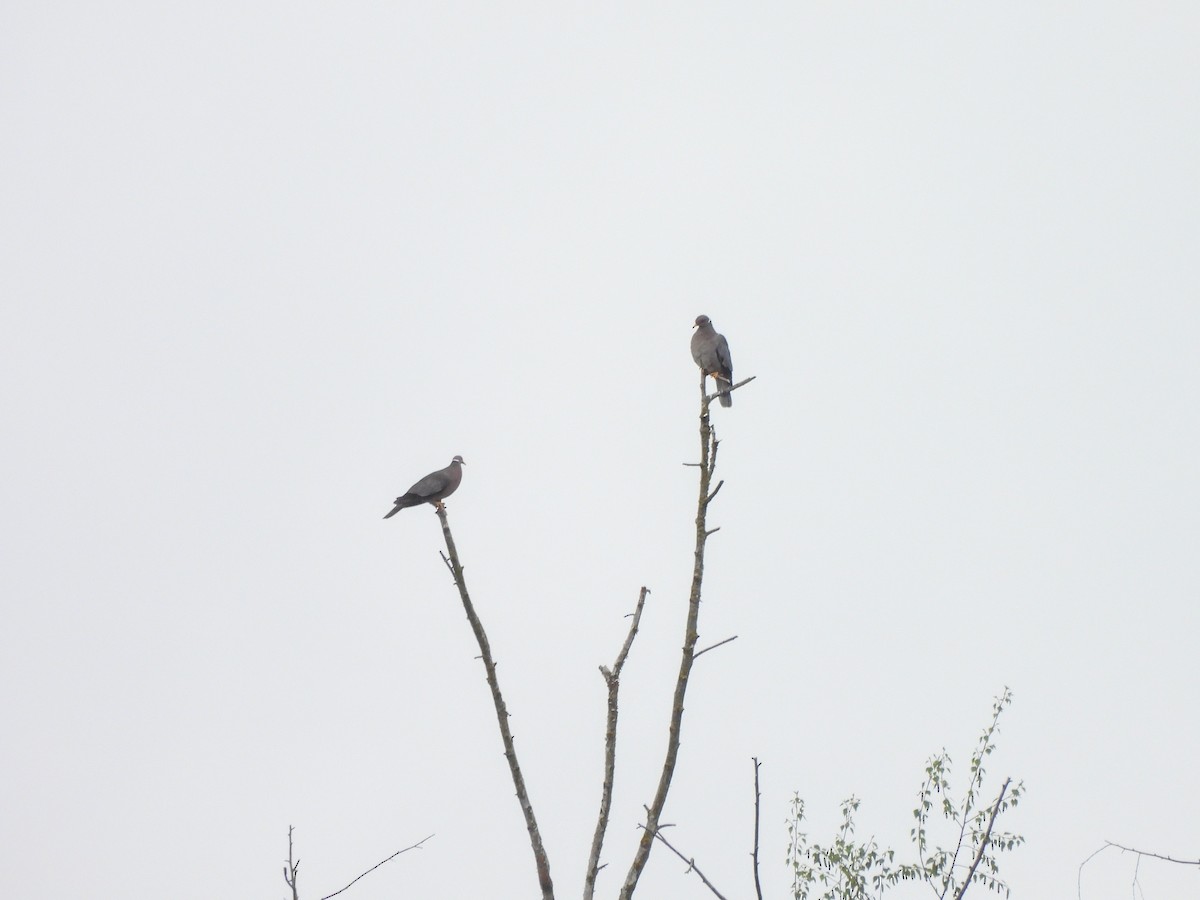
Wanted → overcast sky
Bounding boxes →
[2,3,1198,899]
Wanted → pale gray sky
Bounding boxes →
[2,3,1198,899]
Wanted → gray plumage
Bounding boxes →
[384,455,465,518]
[690,314,733,407]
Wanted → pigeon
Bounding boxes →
[384,456,465,518]
[690,314,734,407]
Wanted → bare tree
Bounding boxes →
[430,373,753,898]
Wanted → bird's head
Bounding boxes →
[694,314,711,329]
[452,455,465,465]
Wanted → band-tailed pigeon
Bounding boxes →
[383,456,465,518]
[691,314,734,407]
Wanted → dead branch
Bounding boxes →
[952,778,1011,900]
[618,381,725,899]
[284,825,300,900]
[283,828,432,900]
[751,758,764,900]
[1076,844,1109,900]
[694,635,738,659]
[584,587,650,900]
[1104,841,1200,865]
[640,823,730,900]
[705,375,757,405]
[705,480,725,506]
[436,506,555,900]
[318,834,434,900]
[1072,840,1190,900]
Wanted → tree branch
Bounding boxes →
[705,481,725,506]
[436,506,555,900]
[1077,840,1200,900]
[1104,841,1200,865]
[584,586,650,900]
[641,823,730,900]
[694,635,737,659]
[619,382,724,899]
[1077,844,1110,900]
[283,828,432,900]
[438,549,455,578]
[952,778,1010,900]
[751,758,764,900]
[284,825,300,900]
[317,834,434,900]
[705,375,757,405]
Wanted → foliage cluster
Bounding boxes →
[787,689,1023,900]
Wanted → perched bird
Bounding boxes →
[690,314,734,407]
[383,456,465,518]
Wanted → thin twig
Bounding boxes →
[1105,841,1200,865]
[952,778,1010,900]
[436,506,555,900]
[641,824,730,900]
[694,635,738,659]
[1078,844,1111,900]
[705,375,757,404]
[705,481,725,506]
[584,587,650,900]
[318,834,434,900]
[751,758,764,900]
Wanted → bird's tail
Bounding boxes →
[383,501,404,519]
[717,378,733,407]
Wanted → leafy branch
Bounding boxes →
[788,689,1024,900]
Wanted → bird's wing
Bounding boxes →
[715,334,733,379]
[407,468,450,499]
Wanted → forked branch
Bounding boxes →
[1078,841,1200,900]
[1103,841,1200,865]
[284,826,300,900]
[282,827,433,900]
[584,587,650,900]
